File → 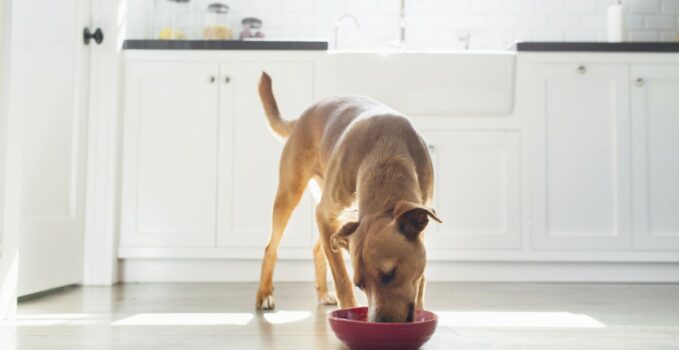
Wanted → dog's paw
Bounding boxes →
[256,293,275,310]
[318,293,337,305]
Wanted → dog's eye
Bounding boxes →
[379,268,396,285]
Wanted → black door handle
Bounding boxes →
[83,27,104,45]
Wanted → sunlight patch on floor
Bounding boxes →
[263,310,312,324]
[11,313,105,326]
[435,311,606,328]
[111,313,254,326]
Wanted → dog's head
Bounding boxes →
[331,200,441,322]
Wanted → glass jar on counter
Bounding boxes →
[240,17,264,39]
[154,0,190,40]
[203,3,232,40]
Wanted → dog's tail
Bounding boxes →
[258,72,296,138]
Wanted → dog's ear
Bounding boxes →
[330,221,360,252]
[393,201,442,240]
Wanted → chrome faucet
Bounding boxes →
[398,0,406,47]
[334,14,360,49]
[458,33,471,50]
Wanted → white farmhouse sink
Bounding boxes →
[330,51,516,116]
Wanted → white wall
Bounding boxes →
[127,0,679,49]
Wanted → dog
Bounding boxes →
[255,72,441,323]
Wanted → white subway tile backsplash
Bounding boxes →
[531,29,565,41]
[344,0,379,12]
[486,14,517,29]
[597,0,614,12]
[661,0,679,13]
[645,15,675,28]
[312,0,338,12]
[250,0,284,12]
[629,0,661,14]
[535,0,564,12]
[127,0,678,49]
[566,30,598,41]
[549,14,581,28]
[628,30,661,39]
[580,14,607,28]
[408,0,441,14]
[376,0,400,13]
[626,14,646,29]
[452,14,488,29]
[440,0,472,13]
[515,13,550,29]
[284,0,314,12]
[565,0,599,13]
[659,31,678,40]
[470,0,505,13]
[504,0,535,12]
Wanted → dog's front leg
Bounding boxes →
[416,275,426,309]
[316,210,357,309]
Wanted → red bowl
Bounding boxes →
[328,307,438,350]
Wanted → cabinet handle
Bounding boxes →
[635,77,644,87]
[224,76,231,84]
[576,65,586,74]
[209,76,216,83]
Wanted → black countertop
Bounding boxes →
[123,39,328,51]
[516,41,679,53]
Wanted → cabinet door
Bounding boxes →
[530,63,632,250]
[121,62,219,247]
[631,64,679,250]
[421,130,521,250]
[218,62,315,249]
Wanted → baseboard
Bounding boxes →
[119,259,679,283]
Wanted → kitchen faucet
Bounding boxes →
[398,0,406,47]
[334,14,360,49]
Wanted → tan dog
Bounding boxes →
[255,72,441,322]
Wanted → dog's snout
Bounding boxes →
[376,314,391,323]
[374,303,416,323]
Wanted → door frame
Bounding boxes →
[0,0,20,320]
[0,0,122,311]
[81,0,123,286]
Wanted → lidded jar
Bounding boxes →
[203,3,232,39]
[155,0,190,40]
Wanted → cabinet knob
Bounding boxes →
[576,65,586,74]
[224,76,231,84]
[209,76,216,83]
[635,77,644,87]
[428,144,435,153]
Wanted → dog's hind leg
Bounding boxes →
[313,239,337,305]
[256,144,312,310]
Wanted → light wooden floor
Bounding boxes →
[2,282,679,349]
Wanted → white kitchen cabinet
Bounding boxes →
[631,64,679,250]
[121,61,219,247]
[421,130,521,250]
[117,52,679,283]
[120,55,320,253]
[217,62,316,249]
[529,63,632,250]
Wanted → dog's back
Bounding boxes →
[258,72,425,173]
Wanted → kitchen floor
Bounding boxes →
[2,282,679,350]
